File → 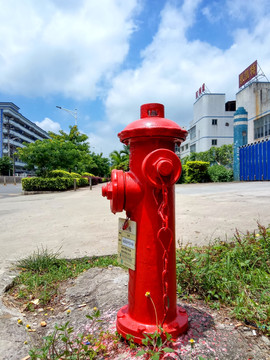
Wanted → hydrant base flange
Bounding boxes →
[116,304,188,344]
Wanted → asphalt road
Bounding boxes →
[0,182,270,278]
[0,183,23,198]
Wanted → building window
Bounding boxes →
[190,144,196,153]
[212,119,218,125]
[212,139,217,146]
[189,126,196,140]
[254,114,270,139]
[185,144,188,150]
[225,122,229,127]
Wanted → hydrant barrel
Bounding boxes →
[102,103,188,343]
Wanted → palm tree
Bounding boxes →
[110,146,130,171]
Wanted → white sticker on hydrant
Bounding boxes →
[118,218,137,270]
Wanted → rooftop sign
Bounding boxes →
[195,83,205,99]
[239,60,257,88]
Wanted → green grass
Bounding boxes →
[176,223,270,335]
[10,248,119,307]
[9,224,270,339]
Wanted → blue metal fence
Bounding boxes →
[239,140,270,180]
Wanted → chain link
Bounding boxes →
[157,181,172,326]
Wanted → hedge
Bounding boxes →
[22,177,74,191]
[22,177,90,191]
[81,172,95,177]
[47,170,73,178]
[77,177,89,187]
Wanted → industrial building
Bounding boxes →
[236,81,270,143]
[179,92,235,158]
[0,102,50,174]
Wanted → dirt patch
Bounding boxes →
[1,267,270,360]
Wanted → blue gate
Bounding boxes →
[239,140,270,181]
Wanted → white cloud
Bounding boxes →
[104,0,270,133]
[0,0,139,99]
[35,117,61,133]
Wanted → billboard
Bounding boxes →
[239,60,257,88]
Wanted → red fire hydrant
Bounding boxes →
[102,103,188,343]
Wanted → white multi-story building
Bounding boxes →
[0,102,50,174]
[179,93,235,158]
[236,81,270,143]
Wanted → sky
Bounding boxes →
[1,0,270,157]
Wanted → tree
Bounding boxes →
[49,126,89,152]
[110,145,130,171]
[182,145,233,168]
[18,125,110,177]
[0,156,13,175]
[77,152,110,177]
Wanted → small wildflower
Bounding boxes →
[145,291,150,297]
[26,324,31,329]
[17,319,23,325]
[189,338,195,349]
[66,309,71,315]
[24,340,28,345]
[255,233,260,237]
[45,313,48,316]
[93,307,98,311]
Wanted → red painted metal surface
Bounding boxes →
[102,103,188,343]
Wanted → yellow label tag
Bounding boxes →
[118,218,137,270]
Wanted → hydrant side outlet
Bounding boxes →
[102,103,188,343]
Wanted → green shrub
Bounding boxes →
[22,177,74,191]
[70,172,82,178]
[77,177,89,187]
[184,161,210,183]
[81,172,95,177]
[177,164,187,184]
[208,164,233,182]
[47,170,73,178]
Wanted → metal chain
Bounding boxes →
[157,181,172,327]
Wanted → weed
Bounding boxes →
[8,249,119,308]
[17,247,65,272]
[131,292,175,360]
[28,308,119,359]
[176,223,270,335]
[136,329,174,360]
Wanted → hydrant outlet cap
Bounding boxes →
[118,103,187,144]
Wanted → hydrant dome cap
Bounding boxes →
[118,103,188,144]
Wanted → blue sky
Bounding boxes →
[1,0,270,156]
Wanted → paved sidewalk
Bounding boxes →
[0,182,270,275]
